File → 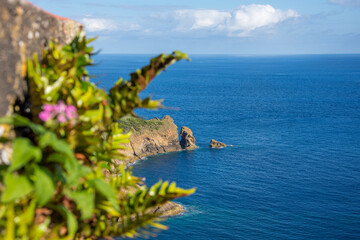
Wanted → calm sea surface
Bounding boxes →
[90,54,360,240]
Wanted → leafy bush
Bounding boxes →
[0,31,194,239]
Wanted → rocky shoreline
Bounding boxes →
[117,115,226,217]
[116,116,196,217]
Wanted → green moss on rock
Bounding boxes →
[118,116,164,133]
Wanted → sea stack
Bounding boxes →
[180,126,197,150]
[210,139,226,148]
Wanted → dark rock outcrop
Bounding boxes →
[118,116,182,164]
[0,0,82,116]
[210,139,227,148]
[180,126,197,150]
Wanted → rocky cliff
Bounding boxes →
[0,0,81,165]
[118,115,182,164]
[116,116,188,216]
[180,126,197,150]
[0,0,82,116]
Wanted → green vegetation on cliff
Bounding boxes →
[118,116,164,133]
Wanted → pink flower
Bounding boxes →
[57,114,67,123]
[39,101,78,123]
[54,100,66,113]
[39,110,52,122]
[65,105,77,119]
[43,104,54,112]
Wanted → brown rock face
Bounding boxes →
[180,126,197,150]
[0,0,82,116]
[210,139,227,148]
[119,116,182,164]
[0,0,81,164]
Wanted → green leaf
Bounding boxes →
[168,182,176,192]
[90,178,119,211]
[18,199,36,235]
[1,173,33,202]
[77,82,94,107]
[0,115,46,135]
[4,203,15,240]
[53,205,78,239]
[38,131,73,157]
[44,76,65,98]
[81,104,103,123]
[149,180,162,196]
[86,36,98,44]
[159,181,169,195]
[38,131,57,149]
[173,50,191,61]
[67,190,95,220]
[34,167,55,206]
[47,153,82,185]
[9,138,42,172]
[76,54,89,68]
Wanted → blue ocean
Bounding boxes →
[90,54,360,239]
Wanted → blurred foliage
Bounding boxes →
[0,31,194,239]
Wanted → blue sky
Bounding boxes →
[28,0,360,54]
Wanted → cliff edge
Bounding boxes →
[118,115,182,164]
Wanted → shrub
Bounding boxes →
[0,31,194,239]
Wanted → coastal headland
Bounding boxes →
[117,115,197,165]
[115,115,226,216]
[116,115,197,216]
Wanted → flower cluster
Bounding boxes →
[39,101,78,123]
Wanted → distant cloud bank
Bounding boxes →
[82,4,299,37]
[81,18,141,32]
[173,4,299,36]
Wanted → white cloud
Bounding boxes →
[82,18,117,32]
[175,10,231,30]
[81,18,142,32]
[329,0,360,5]
[81,4,299,37]
[118,23,142,31]
[173,4,299,36]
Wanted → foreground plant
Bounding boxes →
[0,32,194,239]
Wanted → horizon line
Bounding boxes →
[96,52,360,56]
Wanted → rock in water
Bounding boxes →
[180,126,197,149]
[152,202,185,217]
[210,139,227,148]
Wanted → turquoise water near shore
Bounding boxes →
[91,54,360,239]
